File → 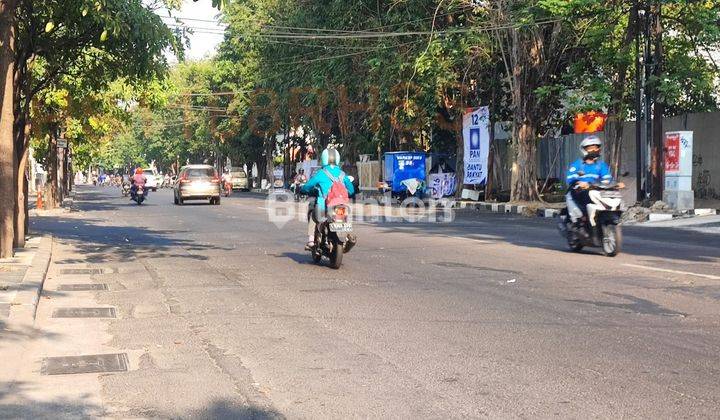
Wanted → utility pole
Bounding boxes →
[644,4,653,200]
[634,1,645,202]
[650,0,665,201]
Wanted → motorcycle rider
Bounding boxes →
[130,167,148,200]
[566,135,623,226]
[220,169,231,194]
[301,148,355,249]
[291,169,307,195]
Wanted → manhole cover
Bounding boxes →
[57,283,108,291]
[52,307,116,318]
[41,353,128,375]
[59,268,105,275]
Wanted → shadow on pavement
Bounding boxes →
[30,214,226,264]
[367,212,720,263]
[0,381,103,418]
[566,292,688,317]
[276,252,314,265]
[0,382,283,419]
[0,320,61,345]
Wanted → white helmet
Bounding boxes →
[580,135,602,157]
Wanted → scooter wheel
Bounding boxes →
[566,230,584,252]
[329,241,343,269]
[601,224,622,257]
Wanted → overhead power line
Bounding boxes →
[166,17,565,40]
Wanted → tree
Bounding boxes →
[0,0,17,257]
[4,0,178,250]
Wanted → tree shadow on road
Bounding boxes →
[29,214,234,264]
[365,212,720,263]
[0,381,284,419]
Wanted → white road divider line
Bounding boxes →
[623,263,720,280]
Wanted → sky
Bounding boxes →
[154,0,225,63]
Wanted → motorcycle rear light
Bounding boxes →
[334,206,347,220]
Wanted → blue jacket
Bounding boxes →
[566,158,613,187]
[301,165,355,211]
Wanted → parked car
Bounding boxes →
[143,168,159,191]
[229,167,249,190]
[173,165,222,205]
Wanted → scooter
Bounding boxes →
[558,183,625,256]
[121,182,131,197]
[308,203,357,269]
[131,185,147,205]
[293,182,306,202]
[223,180,232,197]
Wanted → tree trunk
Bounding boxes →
[13,106,29,247]
[605,5,639,177]
[45,131,59,209]
[454,129,464,199]
[508,27,542,203]
[510,120,539,202]
[14,143,27,247]
[485,103,497,200]
[61,146,69,197]
[0,0,18,258]
[264,137,274,188]
[649,2,664,201]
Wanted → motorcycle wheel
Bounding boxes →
[601,224,622,257]
[566,229,583,252]
[329,239,343,269]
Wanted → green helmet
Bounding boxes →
[320,148,341,167]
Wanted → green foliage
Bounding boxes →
[97,0,720,181]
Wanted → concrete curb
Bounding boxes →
[647,208,719,222]
[6,235,53,325]
[454,201,561,219]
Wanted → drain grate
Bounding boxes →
[59,268,106,275]
[41,353,128,375]
[52,307,116,318]
[57,283,108,291]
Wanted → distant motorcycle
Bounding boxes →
[558,183,624,256]
[131,185,147,205]
[293,182,306,202]
[121,183,131,197]
[223,180,232,197]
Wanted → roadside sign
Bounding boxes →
[57,139,68,148]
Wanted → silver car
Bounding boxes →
[173,165,222,205]
[229,167,249,190]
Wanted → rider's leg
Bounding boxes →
[566,192,583,223]
[586,190,604,226]
[570,188,592,223]
[306,199,317,247]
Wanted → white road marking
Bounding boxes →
[623,263,720,280]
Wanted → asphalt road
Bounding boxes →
[22,186,720,418]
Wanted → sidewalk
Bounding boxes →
[0,236,53,330]
[0,238,116,417]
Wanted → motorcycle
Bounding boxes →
[558,183,625,256]
[223,180,232,197]
[292,182,306,202]
[131,185,147,205]
[121,182,131,197]
[308,203,357,269]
